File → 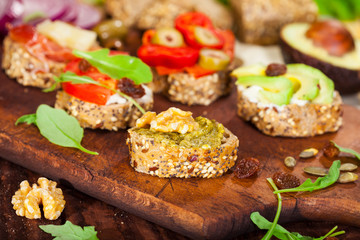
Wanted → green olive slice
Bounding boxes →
[199,49,230,71]
[194,26,220,46]
[151,28,184,47]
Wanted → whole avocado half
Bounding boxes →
[280,22,360,94]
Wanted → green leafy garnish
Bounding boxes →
[16,104,98,155]
[332,141,360,161]
[274,160,341,194]
[314,0,360,20]
[39,220,99,240]
[251,212,345,240]
[49,71,146,114]
[251,176,345,239]
[73,49,152,85]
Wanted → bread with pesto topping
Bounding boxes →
[126,108,239,178]
[233,63,343,137]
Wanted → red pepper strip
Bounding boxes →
[175,12,215,33]
[184,64,216,78]
[219,29,235,60]
[62,58,115,105]
[155,66,184,75]
[142,29,156,45]
[137,44,199,69]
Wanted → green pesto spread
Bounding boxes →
[133,116,224,148]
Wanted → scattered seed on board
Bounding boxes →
[299,148,318,158]
[337,172,358,183]
[339,163,358,172]
[284,156,296,168]
[303,166,328,176]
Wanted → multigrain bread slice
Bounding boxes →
[237,88,343,137]
[2,37,65,89]
[127,127,239,178]
[55,90,153,130]
[148,61,240,106]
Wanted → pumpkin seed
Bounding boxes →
[284,156,296,168]
[299,148,318,158]
[337,172,358,183]
[303,166,328,176]
[339,163,358,172]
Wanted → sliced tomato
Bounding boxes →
[219,29,235,60]
[63,58,116,105]
[155,66,184,76]
[137,44,199,68]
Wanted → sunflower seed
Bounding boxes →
[337,172,358,183]
[339,163,358,172]
[303,166,328,176]
[299,148,318,158]
[284,156,296,168]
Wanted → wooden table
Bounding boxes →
[1,157,360,240]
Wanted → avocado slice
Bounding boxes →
[280,22,360,94]
[287,64,334,104]
[236,76,294,105]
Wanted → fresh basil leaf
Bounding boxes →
[15,113,37,125]
[16,105,98,155]
[35,105,98,155]
[332,141,360,161]
[274,160,341,194]
[39,220,99,240]
[73,49,152,85]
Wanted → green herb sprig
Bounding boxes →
[274,160,341,194]
[39,220,99,240]
[314,0,360,20]
[331,141,360,161]
[16,104,98,155]
[251,160,344,239]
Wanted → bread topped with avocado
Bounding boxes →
[127,107,239,178]
[232,63,343,137]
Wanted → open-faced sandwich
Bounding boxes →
[280,19,360,94]
[127,107,239,178]
[232,63,343,137]
[137,12,239,106]
[2,20,97,88]
[54,49,153,131]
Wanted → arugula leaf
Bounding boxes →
[332,141,360,161]
[47,71,146,114]
[274,160,341,194]
[314,0,360,20]
[39,220,99,240]
[16,104,98,155]
[15,113,37,125]
[73,49,152,85]
[251,212,345,240]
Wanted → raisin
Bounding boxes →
[234,157,260,179]
[272,172,300,189]
[323,141,340,158]
[117,78,145,98]
[149,167,158,171]
[188,155,198,162]
[265,63,287,76]
[78,59,91,72]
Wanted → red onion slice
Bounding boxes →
[73,3,101,29]
[21,0,69,22]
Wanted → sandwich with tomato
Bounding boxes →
[54,49,154,131]
[137,12,240,106]
[2,20,97,89]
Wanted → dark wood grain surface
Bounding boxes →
[2,157,360,240]
[1,54,360,239]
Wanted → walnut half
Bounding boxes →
[11,177,65,220]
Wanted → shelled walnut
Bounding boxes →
[11,177,65,220]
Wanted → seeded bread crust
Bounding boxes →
[127,127,239,178]
[2,37,64,89]
[148,68,233,106]
[237,88,343,137]
[55,91,153,130]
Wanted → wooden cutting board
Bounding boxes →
[1,69,360,239]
